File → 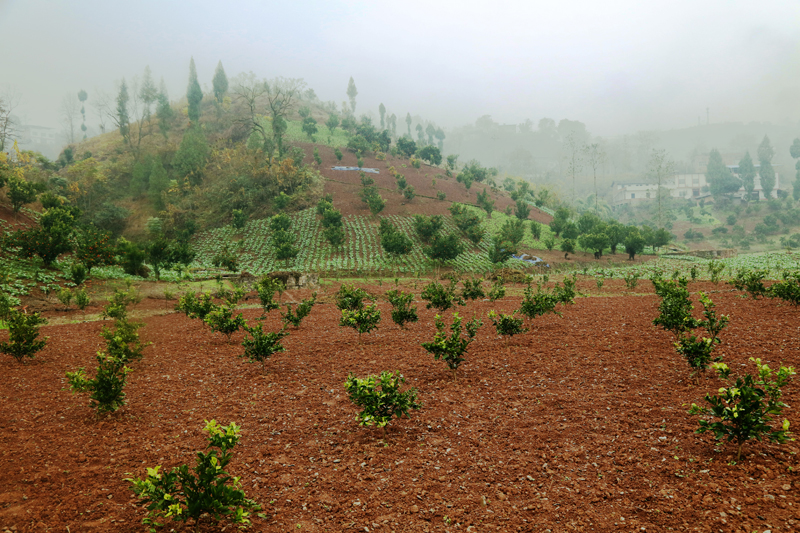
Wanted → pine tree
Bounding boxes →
[187,57,203,123]
[706,148,740,198]
[379,103,386,129]
[212,60,228,103]
[140,66,158,121]
[116,79,130,144]
[156,79,173,139]
[738,151,756,201]
[758,136,776,201]
[346,77,358,114]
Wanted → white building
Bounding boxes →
[612,169,781,207]
[16,125,60,159]
[612,174,709,206]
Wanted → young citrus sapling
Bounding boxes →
[421,313,482,381]
[689,358,795,461]
[344,371,421,439]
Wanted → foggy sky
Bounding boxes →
[2,0,800,137]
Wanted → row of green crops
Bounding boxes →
[583,251,800,281]
[0,255,65,297]
[190,208,546,275]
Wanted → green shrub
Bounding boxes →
[75,288,90,311]
[176,291,215,320]
[519,277,574,322]
[461,277,485,301]
[281,293,316,328]
[622,271,640,289]
[488,277,506,302]
[340,304,381,342]
[204,304,246,343]
[421,280,463,311]
[128,421,262,530]
[101,317,146,363]
[103,285,141,320]
[707,260,725,284]
[730,268,768,299]
[488,310,527,353]
[335,284,369,311]
[421,313,482,380]
[241,323,288,370]
[386,289,418,328]
[0,310,48,363]
[70,263,87,285]
[256,276,285,314]
[344,371,420,437]
[66,353,130,413]
[674,334,718,376]
[652,278,698,337]
[768,270,800,305]
[212,245,239,272]
[214,283,245,306]
[58,287,73,309]
[689,359,795,461]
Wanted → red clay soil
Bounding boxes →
[0,203,36,228]
[298,142,552,225]
[2,280,800,532]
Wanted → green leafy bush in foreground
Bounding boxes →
[241,322,288,370]
[652,277,698,337]
[256,276,285,314]
[204,304,246,343]
[0,309,48,363]
[281,293,316,328]
[689,359,795,462]
[344,371,421,437]
[386,289,418,328]
[421,280,464,311]
[673,291,729,377]
[488,310,527,353]
[340,304,381,342]
[128,420,262,530]
[66,353,131,414]
[421,313,482,380]
[335,284,369,311]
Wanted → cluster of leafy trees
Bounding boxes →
[548,207,670,260]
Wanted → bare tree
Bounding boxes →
[60,92,80,144]
[232,74,305,159]
[231,72,272,156]
[646,148,675,228]
[584,143,606,214]
[265,77,306,156]
[92,89,112,134]
[0,88,22,152]
[125,70,158,157]
[564,132,584,206]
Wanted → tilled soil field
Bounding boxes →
[2,280,800,532]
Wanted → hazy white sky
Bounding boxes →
[2,0,799,135]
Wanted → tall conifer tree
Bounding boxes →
[187,57,203,123]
